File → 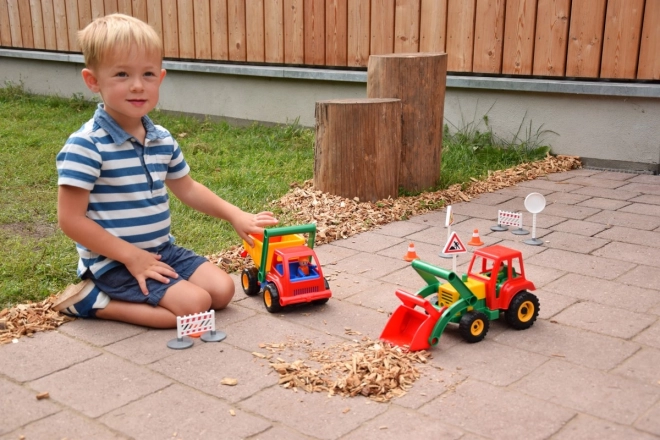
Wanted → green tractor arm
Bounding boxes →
[258,224,317,282]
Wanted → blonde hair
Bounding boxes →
[78,14,162,68]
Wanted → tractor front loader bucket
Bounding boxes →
[380,290,447,351]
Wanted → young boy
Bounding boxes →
[53,14,278,328]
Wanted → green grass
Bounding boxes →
[0,84,551,309]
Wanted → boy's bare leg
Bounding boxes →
[94,262,234,328]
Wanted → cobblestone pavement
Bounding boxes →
[2,169,660,440]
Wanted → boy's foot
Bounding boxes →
[52,280,110,319]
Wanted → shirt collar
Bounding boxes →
[93,103,170,145]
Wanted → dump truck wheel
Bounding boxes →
[263,283,282,313]
[241,267,259,296]
[505,291,540,330]
[459,311,489,343]
[312,278,331,305]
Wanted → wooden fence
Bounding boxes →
[1,0,658,80]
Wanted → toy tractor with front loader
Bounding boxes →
[381,245,539,351]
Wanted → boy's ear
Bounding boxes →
[159,69,167,83]
[81,68,100,93]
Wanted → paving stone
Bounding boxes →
[558,169,602,177]
[392,364,467,410]
[451,202,500,220]
[542,231,609,253]
[406,224,449,245]
[240,386,387,440]
[586,209,660,230]
[576,196,631,210]
[470,191,517,206]
[562,176,629,189]
[150,343,279,404]
[611,348,660,386]
[418,379,575,440]
[326,271,395,300]
[553,414,659,440]
[629,174,660,185]
[517,179,584,192]
[544,273,660,313]
[57,319,147,347]
[340,405,464,440]
[618,182,660,196]
[0,379,60,436]
[551,301,655,339]
[633,321,660,350]
[371,220,430,237]
[330,252,410,280]
[550,219,610,236]
[590,171,638,181]
[630,194,660,205]
[571,186,641,201]
[100,384,271,439]
[330,231,405,253]
[635,401,660,436]
[534,288,578,319]
[595,225,660,249]
[104,329,182,365]
[376,238,457,265]
[344,278,419,313]
[543,191,592,205]
[540,202,601,220]
[513,359,659,425]
[616,265,660,291]
[28,354,171,418]
[0,411,128,440]
[498,185,555,198]
[545,172,581,181]
[407,209,451,226]
[313,243,360,264]
[593,241,660,268]
[487,238,548,259]
[0,331,100,382]
[526,248,636,280]
[523,262,567,288]
[430,339,547,386]
[619,202,660,219]
[493,321,639,371]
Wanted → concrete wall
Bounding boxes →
[2,49,659,173]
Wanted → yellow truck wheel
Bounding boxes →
[263,283,282,313]
[241,267,260,296]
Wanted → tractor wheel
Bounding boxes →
[241,267,259,296]
[313,278,331,305]
[459,311,490,343]
[263,283,282,313]
[505,291,540,330]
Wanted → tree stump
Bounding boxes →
[367,53,447,193]
[314,98,402,202]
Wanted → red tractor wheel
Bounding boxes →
[263,283,282,313]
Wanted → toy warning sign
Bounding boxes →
[442,231,467,254]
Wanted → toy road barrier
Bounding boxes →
[167,310,226,350]
[493,210,529,235]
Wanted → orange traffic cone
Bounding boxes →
[468,229,484,246]
[403,242,420,262]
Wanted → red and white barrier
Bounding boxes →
[497,210,522,228]
[177,310,215,338]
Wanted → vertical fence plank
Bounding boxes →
[65,0,78,49]
[177,0,194,58]
[473,0,504,73]
[502,0,536,75]
[193,0,210,59]
[325,0,347,66]
[145,0,162,40]
[92,0,106,18]
[304,0,324,64]
[16,0,33,48]
[419,0,446,52]
[394,0,419,53]
[446,0,475,72]
[78,0,92,30]
[346,0,369,66]
[1,0,13,46]
[117,0,131,15]
[638,0,660,79]
[227,0,246,60]
[210,0,228,60]
[132,0,147,21]
[284,0,304,63]
[161,0,178,57]
[370,0,394,55]
[565,0,605,78]
[29,0,45,49]
[40,0,56,49]
[6,0,22,47]
[600,0,644,79]
[246,0,265,61]
[533,0,570,76]
[264,0,283,62]
[52,0,68,50]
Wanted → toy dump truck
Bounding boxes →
[241,224,332,313]
[381,245,539,351]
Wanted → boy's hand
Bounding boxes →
[234,211,279,247]
[125,249,179,295]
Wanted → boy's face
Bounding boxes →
[82,46,165,129]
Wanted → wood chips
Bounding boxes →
[257,337,431,402]
[0,154,580,345]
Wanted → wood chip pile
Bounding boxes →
[0,297,73,345]
[257,336,431,402]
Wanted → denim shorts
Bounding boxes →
[87,243,209,306]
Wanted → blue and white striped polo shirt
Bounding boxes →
[56,104,190,277]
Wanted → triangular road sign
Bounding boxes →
[443,231,467,254]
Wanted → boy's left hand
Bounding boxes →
[234,211,279,247]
